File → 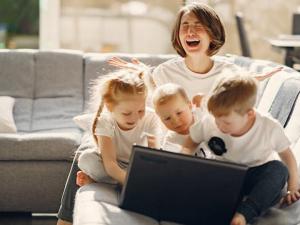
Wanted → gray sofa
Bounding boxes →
[0,49,172,213]
[73,55,300,225]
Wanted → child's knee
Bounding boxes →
[78,150,101,171]
[269,160,289,180]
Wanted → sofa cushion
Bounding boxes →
[0,128,81,161]
[285,95,300,144]
[35,50,83,98]
[13,98,34,132]
[32,97,83,131]
[269,77,300,127]
[0,49,36,98]
[0,96,17,133]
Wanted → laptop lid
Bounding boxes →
[119,145,248,225]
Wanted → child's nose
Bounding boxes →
[129,112,139,122]
[171,117,181,126]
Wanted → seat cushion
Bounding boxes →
[74,183,300,225]
[0,128,81,161]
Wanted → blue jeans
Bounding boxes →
[237,160,289,223]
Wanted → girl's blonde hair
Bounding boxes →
[89,69,147,144]
[207,74,258,117]
[152,83,189,108]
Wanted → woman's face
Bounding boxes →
[179,11,211,57]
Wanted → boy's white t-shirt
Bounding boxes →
[94,109,162,163]
[151,56,242,98]
[189,110,291,167]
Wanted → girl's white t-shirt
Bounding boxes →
[189,110,291,167]
[151,56,242,98]
[94,109,162,163]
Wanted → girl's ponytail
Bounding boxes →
[92,100,104,145]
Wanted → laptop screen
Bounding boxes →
[119,145,248,225]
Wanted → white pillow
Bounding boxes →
[0,96,17,133]
[73,113,95,132]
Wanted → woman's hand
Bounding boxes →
[255,66,283,81]
[107,57,148,71]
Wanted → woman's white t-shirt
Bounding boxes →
[151,56,242,98]
[94,109,162,163]
[189,110,291,167]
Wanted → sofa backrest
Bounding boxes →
[0,49,84,132]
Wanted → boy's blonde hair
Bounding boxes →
[152,83,189,108]
[207,74,258,117]
[89,69,147,144]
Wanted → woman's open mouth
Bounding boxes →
[186,39,200,47]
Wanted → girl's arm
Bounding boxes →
[97,135,126,185]
[278,148,300,205]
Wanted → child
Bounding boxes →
[152,83,206,154]
[182,74,300,225]
[75,69,162,187]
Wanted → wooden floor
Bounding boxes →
[0,213,57,225]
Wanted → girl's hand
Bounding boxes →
[280,189,300,207]
[107,57,148,71]
[255,66,283,81]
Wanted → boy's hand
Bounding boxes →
[280,189,300,207]
[192,93,205,107]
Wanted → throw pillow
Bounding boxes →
[0,96,17,133]
[73,113,95,132]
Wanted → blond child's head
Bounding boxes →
[152,83,193,135]
[90,69,147,143]
[207,74,258,136]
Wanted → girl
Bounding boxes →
[76,69,162,187]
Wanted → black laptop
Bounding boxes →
[119,145,248,225]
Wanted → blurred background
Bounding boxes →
[0,0,300,65]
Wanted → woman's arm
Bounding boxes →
[107,57,157,92]
[278,148,300,205]
[254,66,283,81]
[98,135,126,185]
